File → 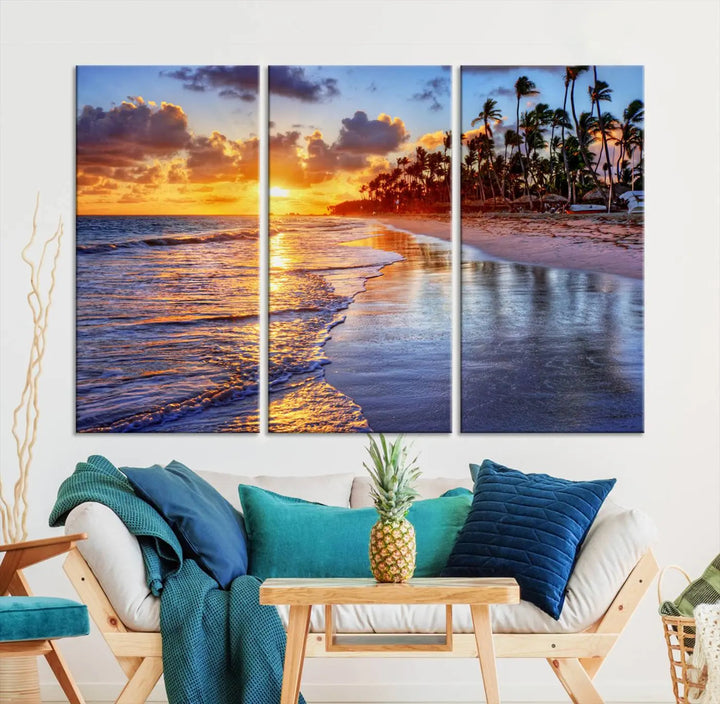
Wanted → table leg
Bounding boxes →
[281,604,312,704]
[470,604,501,704]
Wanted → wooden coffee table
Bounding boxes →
[260,577,520,704]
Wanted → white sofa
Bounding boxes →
[63,470,658,703]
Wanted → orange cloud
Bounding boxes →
[463,127,486,142]
[416,130,446,150]
[77,97,259,214]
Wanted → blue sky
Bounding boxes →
[77,65,258,139]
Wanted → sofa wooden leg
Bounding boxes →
[115,656,163,704]
[45,641,86,704]
[548,657,604,704]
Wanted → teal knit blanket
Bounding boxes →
[49,455,304,704]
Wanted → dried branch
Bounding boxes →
[0,195,63,543]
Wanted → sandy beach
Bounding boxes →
[376,213,643,280]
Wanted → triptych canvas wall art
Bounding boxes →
[75,65,644,434]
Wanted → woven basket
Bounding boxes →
[659,565,709,704]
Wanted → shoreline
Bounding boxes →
[373,212,643,280]
[324,227,452,432]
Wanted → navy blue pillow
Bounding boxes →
[442,459,615,619]
[122,460,247,589]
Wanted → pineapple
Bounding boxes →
[365,434,421,583]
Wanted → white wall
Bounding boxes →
[1,1,718,701]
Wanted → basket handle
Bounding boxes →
[657,564,692,606]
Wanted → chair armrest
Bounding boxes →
[0,533,87,554]
[0,533,87,594]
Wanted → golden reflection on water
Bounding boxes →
[270,233,293,271]
[268,374,369,433]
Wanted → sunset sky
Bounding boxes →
[269,65,450,214]
[77,65,259,215]
[461,66,643,162]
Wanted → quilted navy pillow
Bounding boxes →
[442,459,615,619]
[122,460,248,589]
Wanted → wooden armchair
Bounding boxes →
[0,533,89,704]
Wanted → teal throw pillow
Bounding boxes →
[238,485,471,580]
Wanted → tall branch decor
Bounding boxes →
[0,196,63,543]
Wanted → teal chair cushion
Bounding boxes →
[0,597,90,642]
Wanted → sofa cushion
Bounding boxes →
[199,470,355,511]
[351,475,474,508]
[442,459,616,619]
[239,485,471,580]
[122,460,248,589]
[0,597,89,642]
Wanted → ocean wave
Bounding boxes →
[273,262,388,275]
[78,379,259,433]
[91,306,350,331]
[78,228,258,254]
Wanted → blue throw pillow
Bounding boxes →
[122,460,247,589]
[442,459,615,619]
[238,485,472,581]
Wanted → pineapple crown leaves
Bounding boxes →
[364,434,422,521]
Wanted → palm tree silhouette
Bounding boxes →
[615,100,644,182]
[589,68,615,211]
[561,69,575,201]
[472,98,503,198]
[514,76,539,199]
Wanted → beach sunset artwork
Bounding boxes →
[76,65,259,432]
[268,65,452,433]
[460,66,644,432]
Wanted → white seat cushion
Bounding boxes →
[198,471,355,511]
[64,473,657,635]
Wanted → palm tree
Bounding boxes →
[613,122,637,182]
[632,127,644,190]
[549,108,571,188]
[472,98,503,198]
[442,130,452,202]
[615,99,644,182]
[576,112,599,194]
[502,129,521,198]
[561,69,575,201]
[415,146,428,194]
[514,75,539,198]
[566,66,589,139]
[467,136,485,200]
[589,68,615,211]
[564,66,603,192]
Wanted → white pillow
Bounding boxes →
[198,470,355,510]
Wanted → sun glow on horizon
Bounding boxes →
[270,186,290,198]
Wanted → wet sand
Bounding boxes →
[324,228,452,432]
[376,212,643,279]
[367,214,643,433]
